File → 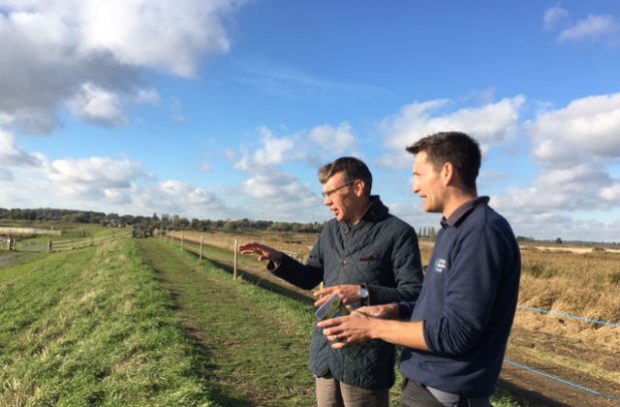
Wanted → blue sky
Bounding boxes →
[1,0,620,242]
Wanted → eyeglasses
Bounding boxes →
[322,181,355,198]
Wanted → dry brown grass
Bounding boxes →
[518,246,620,352]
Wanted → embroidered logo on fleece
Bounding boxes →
[434,258,447,273]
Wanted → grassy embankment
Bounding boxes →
[0,237,235,406]
[0,228,523,407]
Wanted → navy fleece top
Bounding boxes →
[399,197,521,397]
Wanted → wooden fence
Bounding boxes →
[0,227,62,237]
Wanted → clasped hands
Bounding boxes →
[318,304,396,349]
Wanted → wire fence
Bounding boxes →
[517,304,620,328]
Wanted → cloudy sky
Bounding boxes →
[1,1,620,242]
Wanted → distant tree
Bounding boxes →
[429,226,437,241]
[555,237,563,244]
[190,218,200,230]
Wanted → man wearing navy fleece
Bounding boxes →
[319,132,521,407]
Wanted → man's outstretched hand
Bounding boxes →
[238,242,283,262]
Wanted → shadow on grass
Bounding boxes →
[198,256,314,306]
[497,379,572,407]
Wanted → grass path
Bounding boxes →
[142,239,526,407]
[139,239,317,407]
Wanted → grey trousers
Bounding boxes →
[400,379,492,407]
[316,376,389,407]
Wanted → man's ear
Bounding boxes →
[441,162,455,186]
[354,180,366,197]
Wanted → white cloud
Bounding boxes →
[77,0,240,78]
[544,6,569,31]
[558,14,620,44]
[69,83,127,126]
[309,122,356,154]
[159,180,222,205]
[379,96,525,169]
[234,128,297,171]
[0,129,46,167]
[507,212,620,243]
[0,130,231,217]
[253,127,296,167]
[529,92,620,166]
[600,183,620,201]
[0,0,244,133]
[489,92,620,240]
[0,167,14,181]
[47,156,148,189]
[133,180,230,218]
[493,164,613,214]
[133,88,160,105]
[241,172,323,219]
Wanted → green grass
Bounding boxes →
[140,239,316,406]
[0,238,226,407]
[145,239,525,407]
[0,235,525,407]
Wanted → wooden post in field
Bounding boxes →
[233,239,238,280]
[6,237,11,251]
[199,235,204,262]
[48,240,52,253]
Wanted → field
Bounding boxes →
[1,225,618,406]
[168,230,620,406]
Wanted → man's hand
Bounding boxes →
[355,303,400,320]
[313,285,363,307]
[317,311,374,349]
[238,242,283,262]
[319,303,429,351]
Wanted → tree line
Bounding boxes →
[0,208,325,233]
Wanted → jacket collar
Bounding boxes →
[342,195,388,231]
[440,196,489,229]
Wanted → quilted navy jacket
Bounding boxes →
[273,196,423,389]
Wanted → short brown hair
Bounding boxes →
[406,132,481,192]
[318,156,373,196]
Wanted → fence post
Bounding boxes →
[6,237,10,251]
[233,239,238,280]
[199,236,204,262]
[48,240,52,253]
